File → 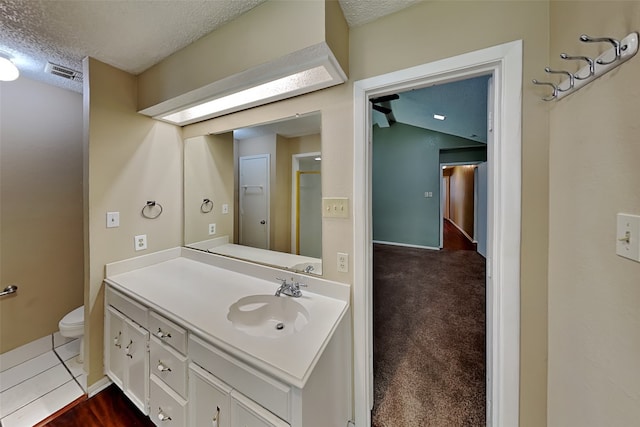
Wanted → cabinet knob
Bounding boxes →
[157,407,172,422]
[156,328,172,339]
[157,361,172,372]
[113,331,121,348]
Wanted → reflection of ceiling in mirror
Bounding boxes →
[234,113,321,140]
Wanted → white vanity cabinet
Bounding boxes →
[104,290,150,415]
[103,250,352,427]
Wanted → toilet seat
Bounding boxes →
[59,306,84,337]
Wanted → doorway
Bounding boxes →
[353,41,523,426]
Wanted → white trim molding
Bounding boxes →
[352,40,522,427]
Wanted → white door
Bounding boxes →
[239,155,270,249]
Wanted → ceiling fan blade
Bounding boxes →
[372,104,392,115]
[370,94,399,104]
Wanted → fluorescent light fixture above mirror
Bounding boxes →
[141,43,346,126]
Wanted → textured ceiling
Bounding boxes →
[0,0,421,93]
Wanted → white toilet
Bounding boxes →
[58,306,85,363]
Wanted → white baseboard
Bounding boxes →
[373,240,440,251]
[87,376,112,397]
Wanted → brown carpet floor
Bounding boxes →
[372,244,486,427]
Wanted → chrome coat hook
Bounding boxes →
[560,53,595,80]
[532,79,558,101]
[580,34,622,64]
[544,67,575,91]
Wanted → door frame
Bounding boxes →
[353,40,522,426]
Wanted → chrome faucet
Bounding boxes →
[275,277,307,297]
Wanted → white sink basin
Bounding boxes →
[227,295,310,338]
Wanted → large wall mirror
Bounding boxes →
[184,112,323,275]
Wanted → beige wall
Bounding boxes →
[0,77,83,353]
[547,2,640,426]
[449,165,475,239]
[275,135,292,253]
[85,58,183,384]
[184,134,234,245]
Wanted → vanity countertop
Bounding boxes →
[104,248,349,389]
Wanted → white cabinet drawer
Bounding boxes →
[188,363,232,427]
[149,311,187,355]
[189,335,291,423]
[231,391,290,427]
[150,336,188,399]
[150,374,187,427]
[106,287,148,329]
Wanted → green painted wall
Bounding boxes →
[373,123,485,247]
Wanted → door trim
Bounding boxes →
[353,40,522,426]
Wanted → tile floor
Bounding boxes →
[0,334,86,427]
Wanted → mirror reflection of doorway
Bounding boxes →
[292,153,322,258]
[239,154,269,249]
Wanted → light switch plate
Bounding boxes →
[322,197,349,218]
[222,204,229,214]
[106,212,120,228]
[616,213,640,262]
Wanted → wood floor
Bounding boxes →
[443,218,477,251]
[40,384,154,427]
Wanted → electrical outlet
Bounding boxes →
[322,198,349,218]
[222,204,229,214]
[337,252,349,273]
[208,223,216,235]
[134,234,147,251]
[106,212,120,228]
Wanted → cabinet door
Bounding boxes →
[189,363,232,427]
[105,306,126,388]
[124,317,150,414]
[230,391,289,427]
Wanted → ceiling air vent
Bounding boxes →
[45,62,83,82]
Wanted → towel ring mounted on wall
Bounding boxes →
[201,198,213,213]
[532,31,638,101]
[141,200,163,219]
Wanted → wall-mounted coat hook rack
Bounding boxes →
[533,31,638,101]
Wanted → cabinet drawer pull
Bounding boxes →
[113,331,122,348]
[157,361,172,372]
[157,407,172,422]
[125,340,133,358]
[156,328,172,339]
